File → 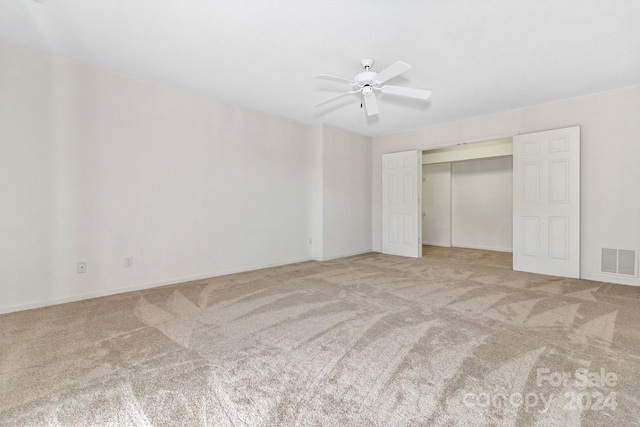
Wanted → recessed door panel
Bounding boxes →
[388,215,398,243]
[403,214,413,244]
[388,175,397,204]
[522,162,539,203]
[523,140,540,155]
[403,173,413,204]
[522,217,539,257]
[549,137,569,152]
[549,217,569,260]
[549,159,569,204]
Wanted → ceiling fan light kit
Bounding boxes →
[314,58,432,117]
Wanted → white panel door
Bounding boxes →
[382,150,422,258]
[422,163,452,247]
[513,126,580,278]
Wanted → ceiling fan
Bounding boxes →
[314,59,432,116]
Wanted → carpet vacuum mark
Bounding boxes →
[2,247,640,426]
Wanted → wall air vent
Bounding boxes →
[601,248,637,277]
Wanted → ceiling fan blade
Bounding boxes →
[380,85,432,100]
[314,74,355,85]
[374,61,412,84]
[314,90,359,107]
[363,93,379,116]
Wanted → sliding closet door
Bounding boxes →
[513,126,580,278]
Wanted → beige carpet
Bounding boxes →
[2,247,640,426]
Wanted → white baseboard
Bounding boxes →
[580,272,640,287]
[0,256,313,315]
[422,241,451,248]
[451,244,513,253]
[314,249,372,262]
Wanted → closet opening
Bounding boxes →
[421,138,513,265]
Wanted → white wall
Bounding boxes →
[451,157,512,252]
[311,125,325,260]
[373,85,640,286]
[1,42,370,313]
[310,124,373,261]
[422,163,451,246]
[319,125,372,260]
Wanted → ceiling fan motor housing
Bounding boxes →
[354,71,378,87]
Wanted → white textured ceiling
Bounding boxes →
[1,0,639,137]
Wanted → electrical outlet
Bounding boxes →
[124,256,133,268]
[77,262,87,274]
